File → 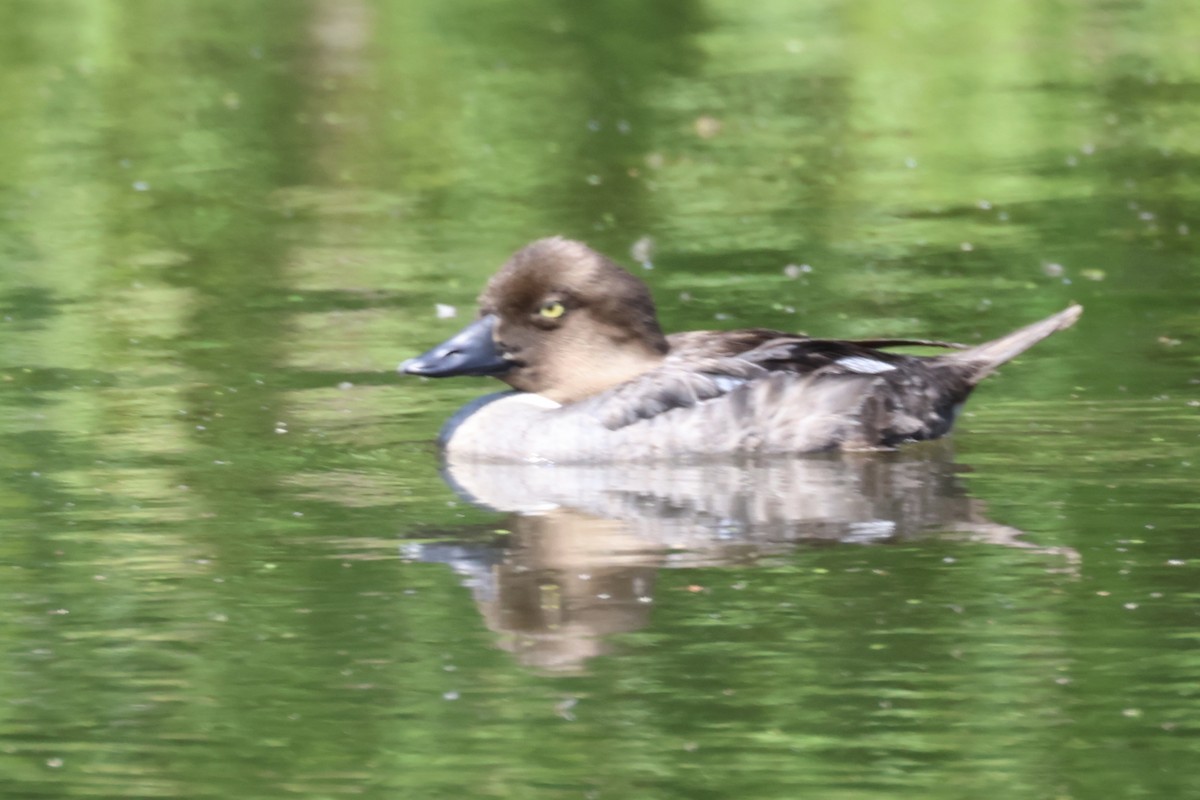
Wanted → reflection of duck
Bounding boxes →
[408,510,662,672]
[402,237,1081,461]
[409,449,1079,672]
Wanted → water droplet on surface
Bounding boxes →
[694,115,722,138]
[630,236,655,268]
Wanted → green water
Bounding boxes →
[1,1,1198,798]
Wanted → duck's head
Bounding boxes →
[401,237,669,403]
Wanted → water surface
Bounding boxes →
[1,1,1198,798]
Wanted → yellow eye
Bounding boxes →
[538,300,566,319]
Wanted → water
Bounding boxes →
[1,1,1198,798]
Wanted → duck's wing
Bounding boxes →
[666,330,964,357]
[584,357,768,430]
[738,336,924,376]
[576,307,1082,447]
[591,334,953,431]
[847,337,966,350]
[587,340,925,431]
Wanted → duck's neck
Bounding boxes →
[544,346,666,404]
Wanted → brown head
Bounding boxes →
[403,237,669,403]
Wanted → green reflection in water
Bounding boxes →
[1,0,1198,798]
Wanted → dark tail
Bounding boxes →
[942,304,1082,384]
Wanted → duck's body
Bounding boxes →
[402,238,1081,463]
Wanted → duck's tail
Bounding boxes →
[942,304,1082,384]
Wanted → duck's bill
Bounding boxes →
[400,314,513,378]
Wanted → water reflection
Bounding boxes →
[409,447,1078,671]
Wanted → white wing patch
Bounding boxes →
[710,375,749,392]
[836,355,898,374]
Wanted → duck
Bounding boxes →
[401,237,1082,463]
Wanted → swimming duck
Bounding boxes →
[401,237,1081,462]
